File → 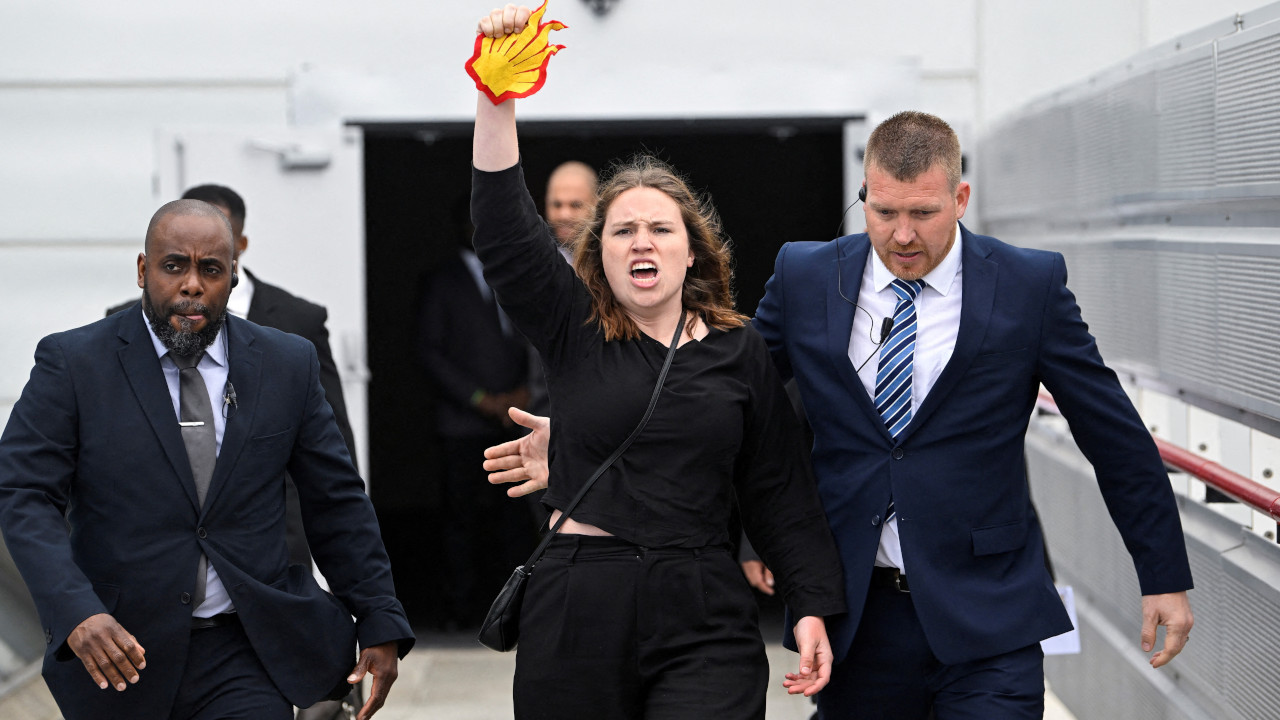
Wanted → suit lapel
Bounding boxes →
[244,270,277,326]
[205,316,263,510]
[899,225,998,441]
[116,311,201,508]
[827,235,892,439]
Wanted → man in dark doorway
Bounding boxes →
[415,197,535,630]
[543,160,597,260]
[524,161,598,419]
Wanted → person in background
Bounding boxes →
[526,161,599,419]
[543,160,597,260]
[416,196,534,630]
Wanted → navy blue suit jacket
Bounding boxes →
[753,223,1193,665]
[0,310,413,719]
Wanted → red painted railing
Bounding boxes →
[1036,391,1280,522]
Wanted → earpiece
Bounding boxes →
[230,261,239,289]
[835,179,891,373]
[836,182,869,240]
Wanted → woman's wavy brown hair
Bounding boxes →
[570,155,747,341]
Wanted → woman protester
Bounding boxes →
[470,5,845,718]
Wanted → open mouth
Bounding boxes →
[630,261,658,283]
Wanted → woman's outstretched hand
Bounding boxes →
[482,407,551,497]
[783,616,833,697]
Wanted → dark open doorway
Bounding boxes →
[359,116,851,625]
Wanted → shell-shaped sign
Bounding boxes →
[466,1,567,104]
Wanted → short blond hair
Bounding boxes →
[864,111,962,190]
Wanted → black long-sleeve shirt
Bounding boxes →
[471,161,845,618]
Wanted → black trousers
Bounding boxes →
[514,535,768,720]
[168,617,292,720]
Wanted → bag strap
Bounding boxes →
[518,310,686,569]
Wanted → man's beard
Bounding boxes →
[142,284,227,357]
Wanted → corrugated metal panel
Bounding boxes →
[1113,244,1160,367]
[1073,94,1116,211]
[1216,31,1280,186]
[1218,254,1280,406]
[1220,559,1280,719]
[1042,106,1078,218]
[1059,245,1128,363]
[1156,249,1220,384]
[981,106,1074,222]
[1109,75,1160,201]
[1157,51,1216,191]
[1043,241,1280,425]
[979,17,1280,429]
[1179,546,1230,710]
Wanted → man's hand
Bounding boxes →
[1140,591,1194,668]
[740,560,775,596]
[482,407,550,497]
[473,391,510,421]
[493,387,532,428]
[67,613,146,691]
[347,641,399,720]
[782,616,833,696]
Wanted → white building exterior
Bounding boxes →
[1,0,1271,470]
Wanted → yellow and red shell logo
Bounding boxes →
[466,1,567,104]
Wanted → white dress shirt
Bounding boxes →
[847,224,964,573]
[142,309,235,617]
[225,265,255,319]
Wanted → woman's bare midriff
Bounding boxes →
[550,509,614,536]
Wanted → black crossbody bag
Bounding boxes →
[478,311,685,652]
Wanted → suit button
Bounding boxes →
[44,628,53,644]
[871,515,881,526]
[197,527,207,539]
[181,592,191,604]
[891,447,905,460]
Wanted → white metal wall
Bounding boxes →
[0,0,1266,421]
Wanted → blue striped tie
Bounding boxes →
[877,279,923,524]
[876,279,924,438]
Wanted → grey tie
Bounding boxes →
[172,351,215,609]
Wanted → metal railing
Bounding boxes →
[1036,390,1280,521]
